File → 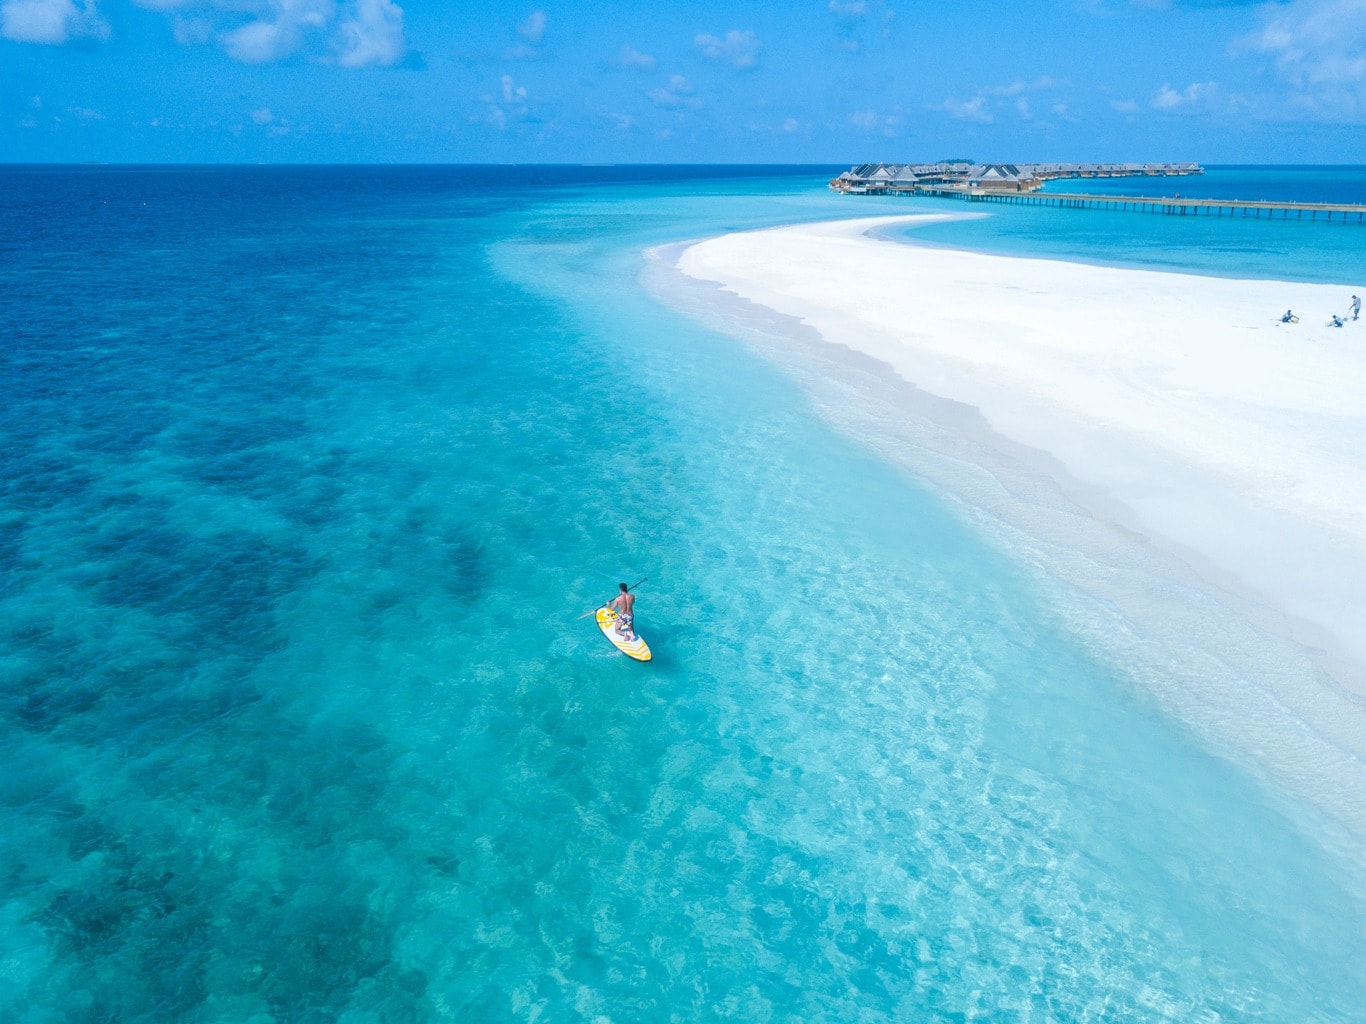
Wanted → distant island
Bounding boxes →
[831,161,1204,195]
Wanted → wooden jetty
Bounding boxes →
[830,163,1365,223]
[903,186,1366,224]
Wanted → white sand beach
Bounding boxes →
[675,214,1366,848]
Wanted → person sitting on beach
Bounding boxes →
[1330,314,1345,327]
[1281,309,1297,323]
[609,583,636,641]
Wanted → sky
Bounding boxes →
[2,0,1365,164]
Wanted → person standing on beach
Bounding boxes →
[609,583,636,641]
[1352,295,1361,321]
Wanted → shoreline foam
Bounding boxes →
[659,213,1366,857]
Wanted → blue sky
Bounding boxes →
[3,0,1365,163]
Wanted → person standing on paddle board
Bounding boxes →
[609,583,636,641]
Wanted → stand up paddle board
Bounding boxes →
[596,607,652,662]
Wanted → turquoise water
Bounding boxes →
[883,165,1366,283]
[3,165,1365,1022]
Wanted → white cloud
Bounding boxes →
[782,117,801,132]
[938,95,992,123]
[501,74,527,105]
[648,74,700,109]
[695,28,760,69]
[220,21,292,62]
[1234,0,1366,112]
[830,0,894,55]
[219,0,330,64]
[615,43,655,70]
[517,9,545,43]
[1152,84,1182,109]
[248,105,292,135]
[503,10,545,59]
[120,0,408,66]
[337,0,404,67]
[849,108,905,136]
[936,78,1065,124]
[1151,81,1217,110]
[483,73,535,130]
[1,0,108,45]
[1111,98,1141,114]
[984,77,1062,97]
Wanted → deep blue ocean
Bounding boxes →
[2,164,1365,1022]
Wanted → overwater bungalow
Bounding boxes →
[964,164,1038,191]
[830,160,1204,194]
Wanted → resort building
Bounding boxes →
[830,161,1203,195]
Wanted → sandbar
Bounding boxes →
[673,213,1366,849]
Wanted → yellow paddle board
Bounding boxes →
[596,607,652,662]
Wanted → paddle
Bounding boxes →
[578,576,648,618]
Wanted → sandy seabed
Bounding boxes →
[671,213,1366,858]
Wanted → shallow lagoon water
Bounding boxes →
[2,165,1365,1022]
[887,165,1366,283]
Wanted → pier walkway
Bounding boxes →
[910,186,1366,223]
